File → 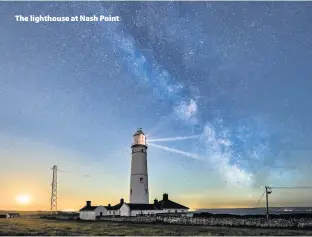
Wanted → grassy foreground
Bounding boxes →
[1,218,312,236]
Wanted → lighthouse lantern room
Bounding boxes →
[132,128,146,146]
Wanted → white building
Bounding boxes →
[79,129,190,219]
[106,198,124,216]
[79,199,125,220]
[0,213,21,218]
[120,193,189,217]
[79,201,107,220]
[130,128,149,204]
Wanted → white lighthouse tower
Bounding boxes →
[130,128,149,204]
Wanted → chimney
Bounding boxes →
[86,201,91,207]
[120,198,124,204]
[108,204,111,207]
[154,199,158,205]
[163,193,168,201]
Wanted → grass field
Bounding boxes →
[1,218,312,236]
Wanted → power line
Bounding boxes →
[49,166,90,214]
[59,169,90,178]
[269,186,312,189]
[262,185,312,219]
[256,190,265,206]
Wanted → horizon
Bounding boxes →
[2,206,312,213]
[1,2,312,211]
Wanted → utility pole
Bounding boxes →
[265,186,269,219]
[265,186,272,219]
[50,165,58,215]
[260,185,312,220]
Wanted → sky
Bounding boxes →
[1,1,312,211]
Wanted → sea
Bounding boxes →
[196,207,312,216]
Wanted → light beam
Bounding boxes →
[147,135,201,143]
[148,143,202,160]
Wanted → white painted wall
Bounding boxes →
[119,204,188,217]
[80,211,96,220]
[130,143,149,204]
[6,213,20,218]
[107,209,120,216]
[163,209,188,213]
[130,210,143,216]
[130,209,188,216]
[130,210,164,216]
[80,206,107,220]
[95,206,107,216]
[120,203,130,216]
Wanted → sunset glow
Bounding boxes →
[16,194,30,205]
[1,2,312,213]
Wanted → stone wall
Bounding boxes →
[98,216,156,223]
[156,216,312,229]
[97,215,312,229]
[41,214,79,220]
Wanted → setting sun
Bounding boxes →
[16,194,31,205]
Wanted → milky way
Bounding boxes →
[1,1,312,207]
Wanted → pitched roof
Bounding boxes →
[106,202,123,211]
[126,203,161,210]
[79,206,100,211]
[124,197,188,211]
[79,196,188,212]
[157,199,189,209]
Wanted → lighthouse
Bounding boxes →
[78,128,190,219]
[130,128,149,204]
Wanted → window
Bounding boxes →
[141,149,144,152]
[100,212,103,216]
[113,211,115,215]
[130,189,132,194]
[140,177,143,182]
[146,189,148,194]
[175,210,177,213]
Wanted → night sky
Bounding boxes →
[1,2,312,211]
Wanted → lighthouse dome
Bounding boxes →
[133,128,145,136]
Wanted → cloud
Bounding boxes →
[174,99,198,124]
